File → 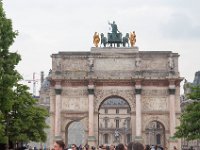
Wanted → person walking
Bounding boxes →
[54,141,65,150]
[116,143,125,150]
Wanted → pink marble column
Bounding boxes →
[168,80,180,150]
[168,81,176,137]
[135,81,142,141]
[50,95,55,148]
[54,82,62,140]
[88,83,96,146]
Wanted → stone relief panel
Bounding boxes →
[141,89,168,111]
[94,87,135,112]
[140,58,168,71]
[62,58,88,71]
[142,97,168,111]
[61,88,88,111]
[62,97,88,111]
[52,58,88,72]
[94,58,135,71]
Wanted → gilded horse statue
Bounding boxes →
[93,32,100,47]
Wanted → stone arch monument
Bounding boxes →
[40,24,183,149]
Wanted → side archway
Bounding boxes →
[65,120,86,147]
[145,120,166,148]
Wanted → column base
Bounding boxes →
[87,136,96,147]
[54,135,63,141]
[134,136,143,143]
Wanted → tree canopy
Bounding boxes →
[175,85,200,140]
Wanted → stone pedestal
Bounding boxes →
[87,84,96,146]
[54,83,62,140]
[91,47,139,53]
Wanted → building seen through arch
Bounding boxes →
[66,121,85,146]
[99,97,131,145]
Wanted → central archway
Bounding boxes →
[98,96,132,145]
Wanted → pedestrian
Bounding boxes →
[71,144,77,150]
[85,143,89,150]
[127,142,144,150]
[173,146,177,150]
[106,145,110,150]
[110,145,115,150]
[117,143,125,150]
[189,146,194,150]
[54,140,65,150]
[145,145,151,150]
[91,146,96,150]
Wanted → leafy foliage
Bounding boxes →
[175,85,200,140]
[187,85,200,100]
[8,84,49,143]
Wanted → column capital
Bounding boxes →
[168,88,176,95]
[88,88,94,95]
[55,89,62,95]
[135,88,142,94]
[88,84,95,95]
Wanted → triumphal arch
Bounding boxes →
[45,23,183,149]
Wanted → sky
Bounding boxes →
[3,0,200,95]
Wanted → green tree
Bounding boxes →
[8,84,48,146]
[0,1,48,149]
[0,0,21,146]
[175,85,200,140]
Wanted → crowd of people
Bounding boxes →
[51,140,176,150]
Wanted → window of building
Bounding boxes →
[116,108,119,114]
[104,134,109,144]
[126,119,130,129]
[127,134,131,144]
[127,108,130,114]
[116,119,119,128]
[156,134,161,145]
